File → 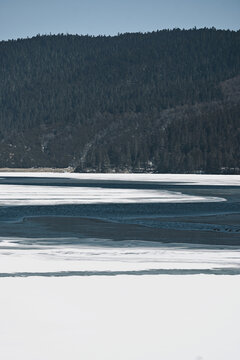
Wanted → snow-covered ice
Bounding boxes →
[0,184,226,206]
[0,276,240,360]
[0,237,240,275]
[1,171,240,186]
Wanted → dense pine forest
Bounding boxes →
[0,28,240,173]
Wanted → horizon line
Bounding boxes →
[1,26,239,43]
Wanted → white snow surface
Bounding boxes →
[0,183,225,206]
[0,276,240,360]
[0,173,239,206]
[1,171,240,185]
[0,238,240,274]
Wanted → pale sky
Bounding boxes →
[0,0,239,41]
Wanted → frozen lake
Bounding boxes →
[0,173,239,359]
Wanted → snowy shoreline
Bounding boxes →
[1,171,240,186]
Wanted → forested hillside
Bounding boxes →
[0,28,240,173]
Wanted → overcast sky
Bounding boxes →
[0,0,239,41]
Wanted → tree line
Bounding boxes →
[0,28,239,173]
